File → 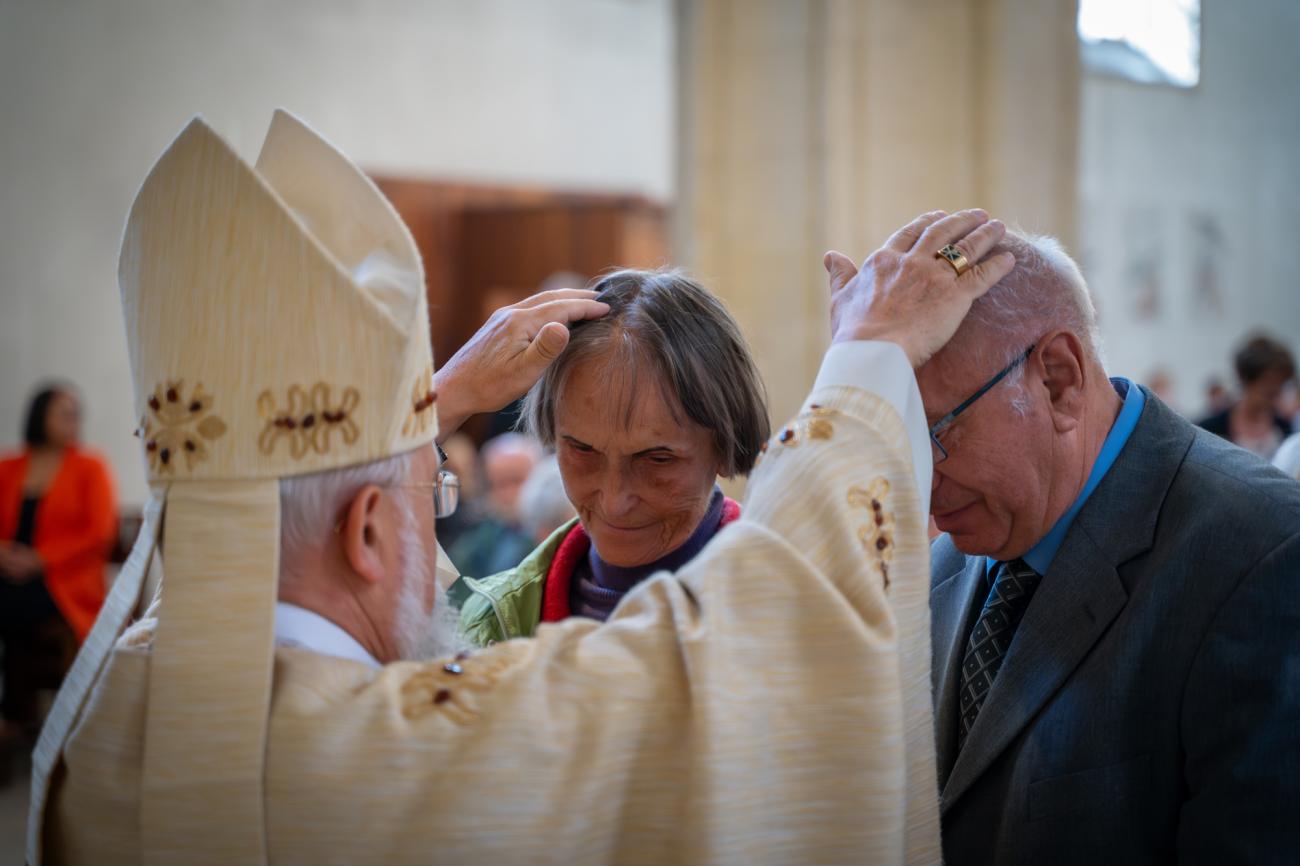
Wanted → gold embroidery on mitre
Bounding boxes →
[257,383,361,458]
[136,381,228,473]
[849,476,896,591]
[402,364,437,437]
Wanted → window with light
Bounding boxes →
[1078,0,1201,88]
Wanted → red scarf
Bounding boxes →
[540,497,742,623]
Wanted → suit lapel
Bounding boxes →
[940,531,1127,810]
[930,555,987,787]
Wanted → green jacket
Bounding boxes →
[449,496,741,647]
[447,518,580,646]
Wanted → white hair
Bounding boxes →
[279,449,468,659]
[394,510,470,659]
[517,455,578,540]
[945,231,1104,413]
[278,451,413,581]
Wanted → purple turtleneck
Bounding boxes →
[569,487,726,622]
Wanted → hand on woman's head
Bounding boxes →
[433,289,610,438]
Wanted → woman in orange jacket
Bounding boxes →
[0,384,116,736]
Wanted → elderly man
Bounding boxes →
[29,111,1013,866]
[889,226,1300,863]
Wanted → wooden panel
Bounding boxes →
[370,175,668,367]
[369,178,557,367]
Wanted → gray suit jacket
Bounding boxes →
[931,390,1300,864]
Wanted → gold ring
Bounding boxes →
[937,244,970,276]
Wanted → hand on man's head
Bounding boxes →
[825,209,1016,368]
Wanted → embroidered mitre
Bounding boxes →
[28,111,437,866]
[123,110,437,478]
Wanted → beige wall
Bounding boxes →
[0,0,674,506]
[1078,0,1300,414]
[676,0,1080,432]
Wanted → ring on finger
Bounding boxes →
[936,244,971,276]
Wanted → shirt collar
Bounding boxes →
[986,377,1146,577]
[274,601,381,668]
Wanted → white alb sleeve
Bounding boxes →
[813,340,932,516]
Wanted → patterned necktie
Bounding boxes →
[956,558,1042,752]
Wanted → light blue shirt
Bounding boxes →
[986,378,1146,579]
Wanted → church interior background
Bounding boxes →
[2,0,1297,856]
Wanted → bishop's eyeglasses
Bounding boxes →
[396,468,460,519]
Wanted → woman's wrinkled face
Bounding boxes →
[554,356,723,568]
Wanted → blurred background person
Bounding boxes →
[1202,376,1233,417]
[1197,333,1296,459]
[452,269,769,644]
[447,432,541,576]
[517,455,579,546]
[0,384,116,759]
[484,432,542,527]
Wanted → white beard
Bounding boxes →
[393,515,471,661]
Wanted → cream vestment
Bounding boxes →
[29,112,940,865]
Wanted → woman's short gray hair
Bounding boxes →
[520,269,770,477]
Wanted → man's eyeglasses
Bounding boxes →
[928,344,1035,464]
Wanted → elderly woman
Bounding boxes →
[451,269,768,643]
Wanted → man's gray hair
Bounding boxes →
[520,269,770,477]
[947,231,1103,406]
[278,450,412,581]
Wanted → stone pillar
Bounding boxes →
[676,0,1080,428]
